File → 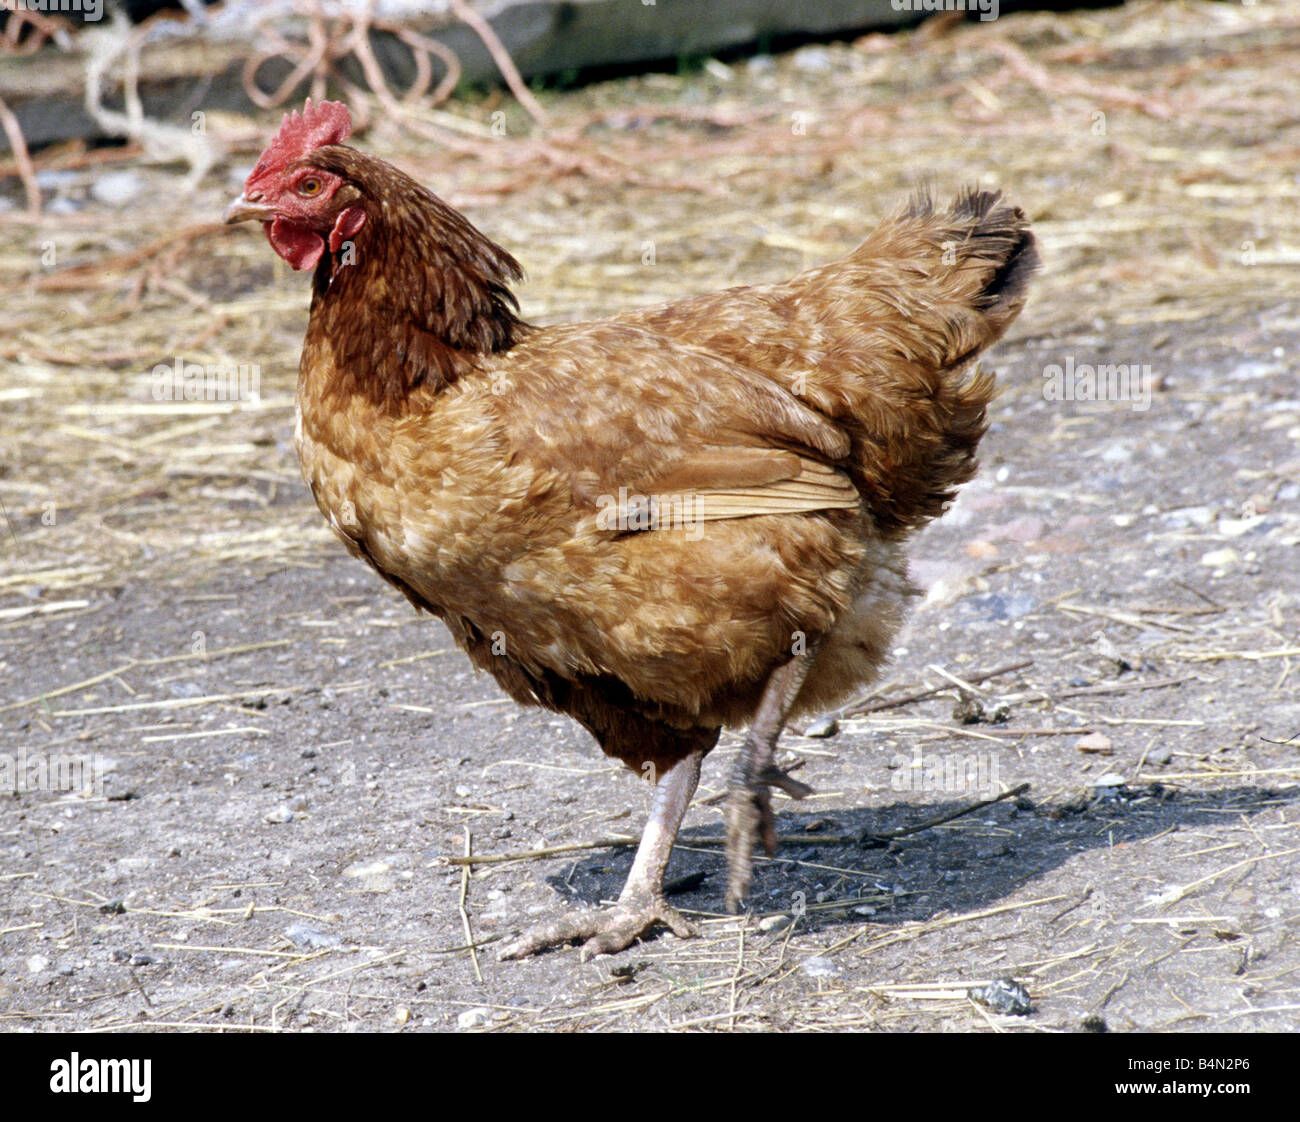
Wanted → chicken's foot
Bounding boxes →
[724,647,820,912]
[499,748,704,960]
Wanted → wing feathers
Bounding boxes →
[607,455,858,531]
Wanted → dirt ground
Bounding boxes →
[2,1,1298,1032]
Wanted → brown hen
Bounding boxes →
[225,100,1037,959]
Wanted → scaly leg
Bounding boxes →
[724,647,820,912]
[499,748,704,961]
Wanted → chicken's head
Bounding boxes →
[224,99,367,272]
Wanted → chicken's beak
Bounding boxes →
[223,194,276,225]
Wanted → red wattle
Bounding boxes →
[267,219,326,271]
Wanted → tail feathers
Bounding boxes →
[816,186,1038,536]
[902,186,1039,359]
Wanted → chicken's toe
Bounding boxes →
[578,900,695,962]
[498,897,696,961]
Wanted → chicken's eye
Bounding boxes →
[297,177,323,197]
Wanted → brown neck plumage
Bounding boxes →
[301,146,527,411]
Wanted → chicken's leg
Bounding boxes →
[724,647,820,912]
[499,748,705,961]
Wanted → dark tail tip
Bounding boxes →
[956,187,1039,320]
[907,186,1040,321]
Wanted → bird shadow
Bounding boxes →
[543,783,1298,936]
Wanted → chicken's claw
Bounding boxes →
[723,767,813,912]
[760,765,815,800]
[498,896,696,962]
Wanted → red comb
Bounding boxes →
[272,99,351,155]
[246,99,352,187]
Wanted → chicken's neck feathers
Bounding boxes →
[300,145,527,413]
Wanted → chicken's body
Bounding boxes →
[229,101,1037,959]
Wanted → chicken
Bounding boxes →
[225,99,1037,960]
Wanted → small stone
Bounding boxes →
[1200,547,1239,568]
[758,914,793,933]
[1075,732,1113,755]
[394,1006,411,1025]
[1088,772,1126,789]
[27,955,50,974]
[457,1007,491,1029]
[803,715,839,738]
[263,805,294,824]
